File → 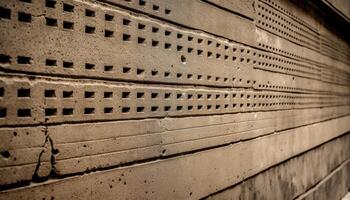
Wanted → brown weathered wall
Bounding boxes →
[0,0,349,199]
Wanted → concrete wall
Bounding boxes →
[0,0,349,199]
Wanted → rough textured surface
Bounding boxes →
[0,0,349,199]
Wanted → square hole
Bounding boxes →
[123,34,131,41]
[104,107,113,113]
[105,14,114,21]
[104,92,113,98]
[137,107,144,112]
[137,92,144,98]
[138,37,145,44]
[84,108,95,114]
[18,12,31,23]
[46,59,57,66]
[0,54,11,64]
[17,88,30,97]
[17,109,31,117]
[63,61,73,68]
[153,4,159,11]
[85,9,95,17]
[123,19,131,25]
[63,3,74,12]
[45,0,56,8]
[122,107,130,113]
[105,30,114,37]
[104,65,113,71]
[138,23,146,30]
[151,106,158,112]
[0,108,6,118]
[0,7,11,19]
[122,92,130,98]
[45,90,56,97]
[63,108,73,115]
[46,17,57,26]
[0,88,4,97]
[63,91,73,98]
[45,108,57,116]
[85,26,95,34]
[137,68,144,75]
[63,21,74,29]
[85,63,95,70]
[84,91,95,98]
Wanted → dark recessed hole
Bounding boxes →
[85,26,95,34]
[0,7,11,19]
[46,17,57,26]
[151,106,158,112]
[198,38,203,43]
[123,19,131,25]
[17,109,31,117]
[0,108,6,118]
[187,94,193,99]
[197,75,202,80]
[104,65,113,71]
[136,68,144,75]
[85,63,95,70]
[207,52,212,57]
[105,30,114,37]
[137,92,144,98]
[122,107,130,113]
[84,91,95,98]
[45,108,57,116]
[197,50,203,55]
[165,9,171,15]
[0,88,4,97]
[19,0,32,3]
[188,36,193,41]
[84,108,95,114]
[207,105,212,109]
[177,33,183,38]
[152,27,159,33]
[164,93,171,99]
[18,12,31,23]
[0,150,10,158]
[153,4,159,10]
[63,21,74,29]
[188,106,193,110]
[46,59,57,66]
[105,14,114,21]
[216,105,220,109]
[104,107,113,113]
[63,61,73,68]
[177,46,183,51]
[165,30,171,36]
[45,0,56,8]
[197,105,203,110]
[207,94,212,99]
[123,67,131,73]
[138,37,145,44]
[187,48,193,53]
[177,73,182,78]
[17,88,30,97]
[123,34,131,41]
[197,94,203,99]
[164,72,170,77]
[0,54,11,64]
[151,70,158,76]
[164,106,171,111]
[176,106,182,111]
[63,3,74,12]
[187,74,192,79]
[137,107,144,112]
[104,92,113,98]
[63,108,73,115]
[207,40,212,45]
[85,9,95,17]
[45,90,56,97]
[17,56,31,64]
[164,43,171,49]
[63,91,73,98]
[151,93,158,98]
[139,0,146,6]
[177,93,182,99]
[122,92,130,98]
[138,23,145,29]
[181,55,186,63]
[152,40,159,47]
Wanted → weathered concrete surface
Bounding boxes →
[0,0,349,199]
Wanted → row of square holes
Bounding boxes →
[0,86,335,118]
[0,1,255,63]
